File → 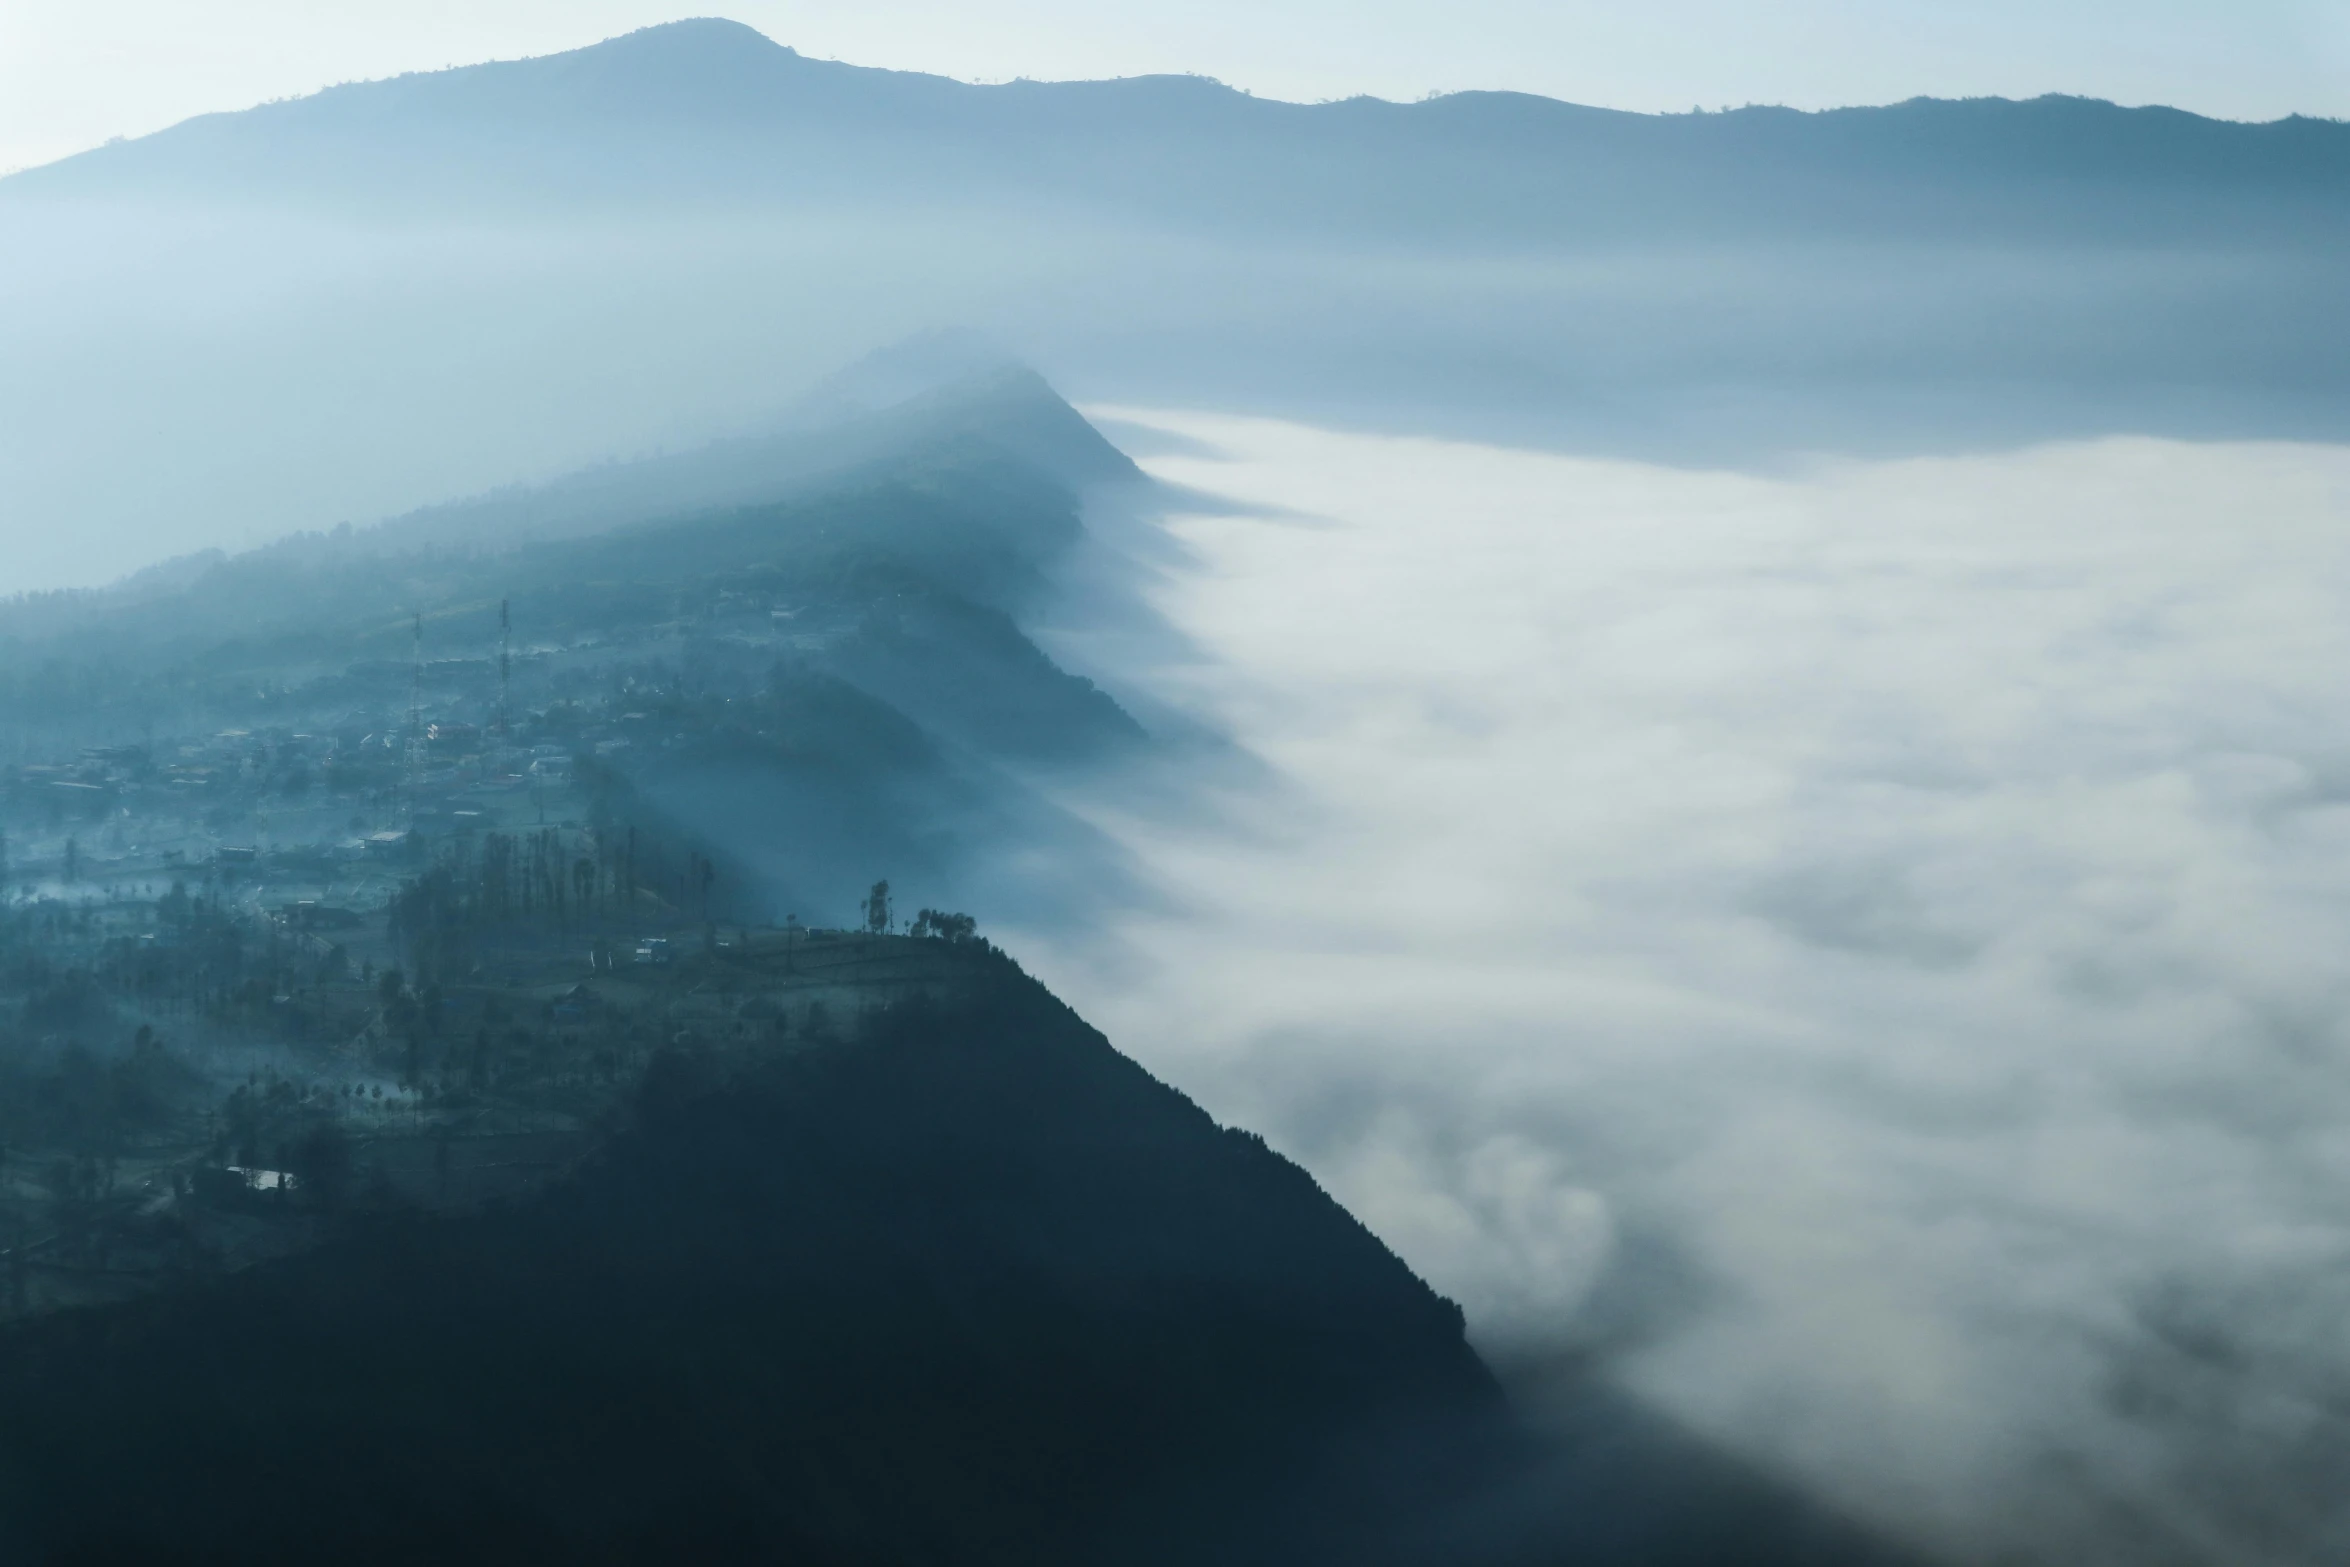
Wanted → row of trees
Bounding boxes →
[866,882,980,944]
[391,826,731,976]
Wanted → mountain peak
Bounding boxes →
[596,16,794,57]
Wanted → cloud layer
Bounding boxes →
[1016,414,2350,1565]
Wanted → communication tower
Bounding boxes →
[404,613,426,826]
[498,599,511,742]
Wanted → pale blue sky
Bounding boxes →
[2,1,2344,175]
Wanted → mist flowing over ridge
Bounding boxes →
[1023,408,2350,1567]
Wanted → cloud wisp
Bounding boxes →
[1017,412,2350,1565]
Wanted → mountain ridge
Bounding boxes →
[0,356,1131,636]
[14,18,2343,246]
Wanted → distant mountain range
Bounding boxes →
[19,18,2346,248]
[1,18,2344,590]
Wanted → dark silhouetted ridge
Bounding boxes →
[0,964,1490,1564]
[0,957,1915,1566]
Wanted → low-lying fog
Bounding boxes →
[1017,413,2350,1566]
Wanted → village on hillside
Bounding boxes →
[0,674,986,1321]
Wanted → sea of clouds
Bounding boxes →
[1016,413,2350,1566]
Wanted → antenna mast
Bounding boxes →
[404,612,425,827]
[498,599,512,743]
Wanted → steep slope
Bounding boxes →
[0,957,1906,1566]
[0,964,1496,1565]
